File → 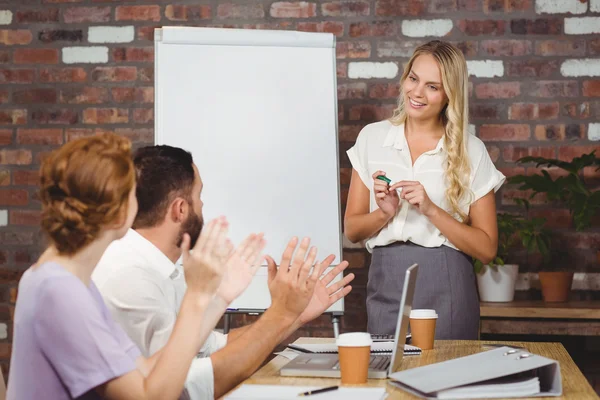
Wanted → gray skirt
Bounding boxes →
[366,241,480,339]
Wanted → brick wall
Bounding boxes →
[0,0,599,382]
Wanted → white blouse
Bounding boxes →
[347,120,506,253]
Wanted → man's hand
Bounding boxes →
[216,233,266,304]
[265,237,320,320]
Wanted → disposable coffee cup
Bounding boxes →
[409,309,438,350]
[336,332,372,384]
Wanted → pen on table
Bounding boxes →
[298,386,339,397]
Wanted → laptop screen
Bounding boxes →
[388,263,419,375]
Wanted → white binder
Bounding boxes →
[388,346,562,399]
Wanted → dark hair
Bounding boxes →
[40,134,135,255]
[132,145,195,229]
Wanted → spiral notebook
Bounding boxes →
[287,342,422,355]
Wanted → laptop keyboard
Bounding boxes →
[333,355,391,371]
[370,334,395,341]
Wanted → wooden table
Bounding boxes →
[480,301,600,336]
[232,338,598,399]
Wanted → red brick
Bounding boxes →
[137,26,159,41]
[0,170,9,186]
[64,6,110,23]
[13,170,39,186]
[38,29,83,43]
[112,47,154,62]
[60,87,109,104]
[475,82,520,99]
[451,41,479,57]
[535,40,585,56]
[15,250,31,264]
[510,19,561,35]
[583,81,600,97]
[0,150,31,165]
[0,190,28,206]
[83,108,128,124]
[375,0,426,16]
[530,81,578,98]
[44,0,83,2]
[13,89,57,104]
[14,49,58,65]
[337,83,367,100]
[114,128,154,144]
[337,62,347,78]
[0,69,34,84]
[111,87,153,104]
[470,104,501,120]
[344,251,367,269]
[297,22,345,37]
[0,110,27,125]
[15,9,59,23]
[369,83,399,99]
[0,30,32,46]
[498,166,525,178]
[502,145,555,162]
[10,210,41,226]
[336,41,370,59]
[339,125,362,142]
[534,124,585,141]
[39,67,87,83]
[132,108,153,124]
[479,124,530,141]
[32,109,78,125]
[501,188,547,206]
[480,40,531,56]
[0,130,11,145]
[562,102,591,119]
[559,145,600,161]
[218,3,265,19]
[0,90,7,104]
[322,1,369,16]
[349,21,397,37]
[484,0,532,12]
[115,5,159,21]
[529,209,571,229]
[17,129,63,145]
[0,232,33,246]
[349,104,395,121]
[339,105,344,122]
[165,5,211,21]
[458,0,480,11]
[457,20,506,36]
[138,67,153,82]
[590,38,600,56]
[92,67,137,82]
[270,2,316,18]
[0,50,9,63]
[509,102,559,120]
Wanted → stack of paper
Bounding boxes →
[225,385,387,400]
[436,377,540,399]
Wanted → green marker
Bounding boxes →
[376,175,392,184]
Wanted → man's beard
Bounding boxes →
[177,207,204,248]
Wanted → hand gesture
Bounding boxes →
[296,256,354,325]
[265,237,320,319]
[181,216,230,296]
[390,180,438,218]
[373,170,400,218]
[216,233,266,304]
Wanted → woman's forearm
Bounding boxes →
[344,208,393,243]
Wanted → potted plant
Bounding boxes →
[474,213,522,302]
[509,151,600,302]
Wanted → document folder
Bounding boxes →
[388,346,562,399]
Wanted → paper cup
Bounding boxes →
[409,309,438,350]
[336,332,372,384]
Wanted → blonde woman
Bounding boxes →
[345,41,505,339]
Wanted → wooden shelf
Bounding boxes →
[480,301,600,320]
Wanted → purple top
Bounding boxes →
[8,262,141,399]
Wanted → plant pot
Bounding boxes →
[538,271,574,303]
[476,264,519,302]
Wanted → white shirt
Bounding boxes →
[93,229,228,400]
[347,120,506,252]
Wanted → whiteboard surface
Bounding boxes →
[156,27,343,312]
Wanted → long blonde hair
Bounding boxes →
[390,40,471,223]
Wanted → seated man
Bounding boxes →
[93,145,354,399]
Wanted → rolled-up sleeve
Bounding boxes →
[197,331,228,357]
[346,127,371,188]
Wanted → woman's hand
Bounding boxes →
[390,180,439,218]
[372,170,400,218]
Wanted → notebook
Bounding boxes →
[287,342,422,355]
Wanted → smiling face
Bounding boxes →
[402,53,448,122]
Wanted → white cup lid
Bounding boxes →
[410,309,438,319]
[336,332,373,347]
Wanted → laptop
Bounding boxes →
[280,263,419,379]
